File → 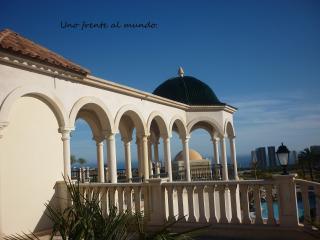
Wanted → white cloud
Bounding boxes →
[227,92,320,155]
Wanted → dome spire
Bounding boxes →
[178,66,184,77]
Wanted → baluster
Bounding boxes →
[229,184,240,224]
[109,187,116,213]
[167,185,175,221]
[143,184,150,220]
[253,185,263,224]
[177,186,186,222]
[301,184,311,228]
[125,186,133,213]
[197,185,207,223]
[218,185,228,223]
[239,184,251,224]
[92,187,99,202]
[266,185,275,225]
[187,185,196,222]
[316,185,320,223]
[79,185,85,204]
[134,186,142,214]
[118,187,124,214]
[208,185,217,224]
[100,188,108,217]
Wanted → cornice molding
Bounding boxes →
[0,51,85,81]
[0,51,237,114]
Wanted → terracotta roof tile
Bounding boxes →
[0,29,90,75]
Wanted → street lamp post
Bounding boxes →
[276,143,290,175]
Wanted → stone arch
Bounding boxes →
[114,104,147,136]
[224,120,235,138]
[187,116,224,137]
[69,96,114,133]
[0,85,67,128]
[169,115,187,139]
[147,111,169,138]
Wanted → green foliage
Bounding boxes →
[299,148,318,181]
[5,177,203,240]
[77,158,87,166]
[71,155,77,165]
[70,155,87,166]
[47,178,133,240]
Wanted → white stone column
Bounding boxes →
[153,141,160,176]
[220,137,229,180]
[163,137,173,182]
[61,129,71,178]
[95,138,105,182]
[141,135,150,180]
[148,139,154,177]
[212,138,220,165]
[211,137,221,180]
[182,137,191,182]
[230,137,239,180]
[123,139,132,182]
[136,137,143,178]
[106,133,117,183]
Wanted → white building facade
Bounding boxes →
[0,29,238,236]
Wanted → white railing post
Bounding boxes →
[239,184,251,224]
[177,186,186,222]
[273,174,299,227]
[187,185,196,222]
[300,183,312,228]
[229,184,240,224]
[55,181,70,212]
[148,178,166,225]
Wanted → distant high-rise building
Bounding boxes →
[256,147,267,169]
[268,146,277,168]
[251,150,257,166]
[290,150,298,165]
[310,146,320,154]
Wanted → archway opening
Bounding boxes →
[117,111,146,182]
[170,119,187,180]
[70,102,112,183]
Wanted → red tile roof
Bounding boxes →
[0,29,90,75]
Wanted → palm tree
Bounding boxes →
[71,155,77,165]
[78,157,87,166]
[299,148,315,181]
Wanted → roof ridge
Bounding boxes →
[0,28,90,75]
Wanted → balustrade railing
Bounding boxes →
[77,182,146,216]
[56,174,320,231]
[294,179,320,228]
[161,180,278,225]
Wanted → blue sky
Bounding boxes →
[1,0,320,167]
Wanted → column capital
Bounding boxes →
[0,121,9,139]
[152,140,160,145]
[219,136,227,141]
[211,137,220,143]
[139,134,150,143]
[93,135,105,143]
[121,137,132,143]
[181,135,190,143]
[103,131,116,140]
[59,127,73,140]
[229,136,236,140]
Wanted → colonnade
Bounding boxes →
[60,128,239,183]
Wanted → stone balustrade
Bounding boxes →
[294,179,320,229]
[56,175,320,231]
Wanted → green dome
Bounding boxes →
[153,76,222,105]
